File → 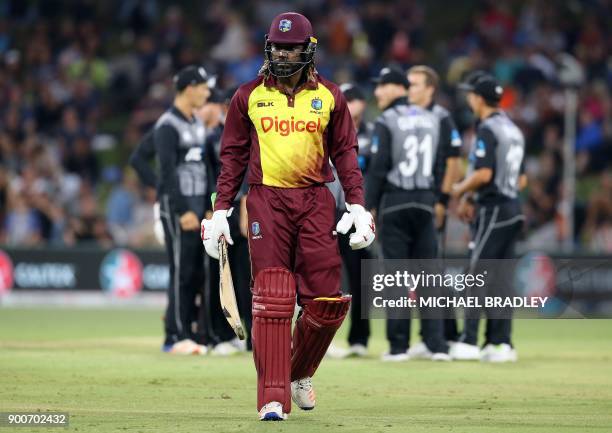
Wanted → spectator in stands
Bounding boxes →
[3,190,41,246]
[583,169,612,253]
[64,187,112,247]
[106,170,139,245]
[0,0,609,254]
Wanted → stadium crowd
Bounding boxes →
[0,0,610,252]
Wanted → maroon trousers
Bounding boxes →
[246,184,342,303]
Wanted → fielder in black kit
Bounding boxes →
[366,67,452,362]
[153,66,213,354]
[406,65,463,355]
[451,73,527,363]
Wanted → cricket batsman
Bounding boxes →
[201,12,375,420]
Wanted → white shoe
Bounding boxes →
[327,344,351,359]
[431,352,452,361]
[229,337,247,352]
[259,401,287,421]
[480,344,518,363]
[164,339,207,355]
[327,343,368,359]
[449,342,480,360]
[407,342,433,360]
[291,377,316,410]
[212,341,239,356]
[381,350,410,362]
[348,344,368,357]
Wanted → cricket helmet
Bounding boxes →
[264,12,317,78]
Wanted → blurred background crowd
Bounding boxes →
[0,0,610,253]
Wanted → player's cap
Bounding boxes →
[457,70,488,91]
[267,12,314,45]
[339,83,365,101]
[470,75,504,103]
[371,67,409,88]
[174,65,208,91]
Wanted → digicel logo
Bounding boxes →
[261,116,321,136]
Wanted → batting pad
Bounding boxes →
[291,295,351,381]
[252,268,296,412]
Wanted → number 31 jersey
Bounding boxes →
[381,104,440,191]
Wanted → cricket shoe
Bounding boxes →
[408,342,452,361]
[162,339,207,355]
[326,344,350,359]
[212,341,240,356]
[407,342,432,359]
[291,377,316,410]
[327,343,368,359]
[348,344,368,357]
[480,344,518,363]
[229,337,247,352]
[259,401,287,421]
[381,349,410,362]
[431,352,452,361]
[449,342,480,360]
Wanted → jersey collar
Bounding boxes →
[263,73,318,93]
[385,96,408,110]
[483,110,503,120]
[171,105,195,124]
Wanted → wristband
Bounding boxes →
[437,193,450,206]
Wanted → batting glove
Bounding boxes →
[201,209,233,260]
[336,203,375,250]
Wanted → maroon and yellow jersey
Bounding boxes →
[214,73,364,210]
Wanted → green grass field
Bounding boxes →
[1,309,611,433]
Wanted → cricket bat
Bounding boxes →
[218,237,245,340]
[212,192,245,340]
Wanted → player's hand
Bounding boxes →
[451,182,464,198]
[153,202,165,245]
[180,211,200,231]
[434,203,446,230]
[457,197,475,223]
[336,203,375,250]
[201,209,233,260]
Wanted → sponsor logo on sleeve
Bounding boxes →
[475,139,486,158]
[251,222,263,240]
[451,129,462,147]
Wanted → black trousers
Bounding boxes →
[461,199,523,346]
[380,190,448,354]
[441,225,460,342]
[338,232,370,347]
[160,195,205,346]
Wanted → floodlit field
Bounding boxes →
[1,308,611,433]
